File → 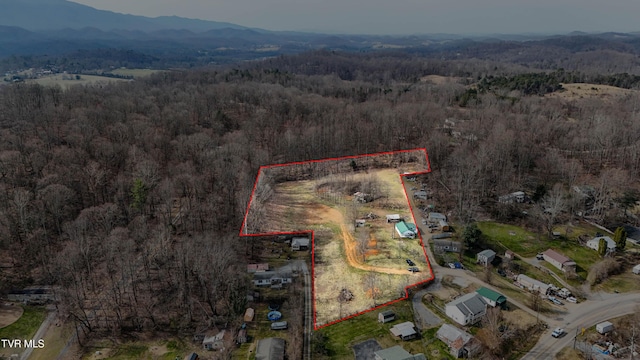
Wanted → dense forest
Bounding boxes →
[0,49,639,357]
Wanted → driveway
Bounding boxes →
[412,288,442,330]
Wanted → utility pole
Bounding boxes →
[574,326,578,349]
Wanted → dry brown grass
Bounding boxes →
[548,83,637,101]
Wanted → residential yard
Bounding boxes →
[0,306,46,339]
[0,306,47,359]
[315,301,443,359]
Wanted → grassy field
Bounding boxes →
[477,222,543,257]
[29,74,129,89]
[29,321,74,360]
[595,271,640,293]
[251,168,431,326]
[108,68,161,78]
[0,306,46,339]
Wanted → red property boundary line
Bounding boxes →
[239,148,435,330]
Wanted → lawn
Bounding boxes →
[0,306,47,340]
[317,301,424,359]
[595,271,640,293]
[477,222,543,257]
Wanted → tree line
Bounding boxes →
[0,50,638,351]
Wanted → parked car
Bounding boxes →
[548,296,563,305]
[551,328,565,338]
[497,269,507,277]
[448,263,456,269]
[566,297,577,303]
[408,267,420,273]
[536,253,544,260]
[406,259,415,266]
[453,262,464,269]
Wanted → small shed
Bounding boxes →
[203,330,225,351]
[355,219,366,227]
[596,321,614,334]
[439,220,450,232]
[378,310,396,323]
[237,329,248,344]
[291,237,310,251]
[476,249,496,266]
[633,264,640,275]
[386,214,402,223]
[244,308,255,322]
[390,322,418,341]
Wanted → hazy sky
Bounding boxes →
[71,0,640,35]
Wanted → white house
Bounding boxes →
[586,236,616,252]
[252,271,292,288]
[386,214,403,223]
[542,249,576,272]
[445,292,487,325]
[516,274,552,295]
[291,237,310,251]
[476,249,496,266]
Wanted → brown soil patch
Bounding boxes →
[0,303,23,328]
[340,224,408,275]
[366,287,382,298]
[148,344,168,357]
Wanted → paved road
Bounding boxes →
[522,292,640,360]
[292,260,313,360]
[21,310,56,360]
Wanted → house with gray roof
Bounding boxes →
[389,321,418,341]
[255,338,285,360]
[445,292,487,325]
[436,324,480,358]
[476,249,496,266]
[374,345,426,360]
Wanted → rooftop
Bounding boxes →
[476,287,506,303]
[447,292,487,316]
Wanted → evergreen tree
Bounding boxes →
[613,227,627,251]
[598,238,607,257]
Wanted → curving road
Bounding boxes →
[523,292,640,359]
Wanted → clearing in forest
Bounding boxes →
[241,149,434,328]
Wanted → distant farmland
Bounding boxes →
[28,74,129,89]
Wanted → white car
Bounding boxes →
[551,328,565,338]
[566,297,577,303]
[448,263,456,269]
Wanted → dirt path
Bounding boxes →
[339,224,409,275]
[0,303,23,328]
